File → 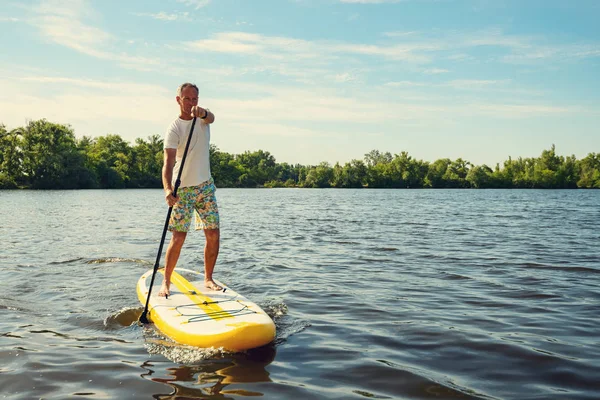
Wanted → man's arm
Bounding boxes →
[191,106,215,124]
[162,148,178,206]
[203,109,215,124]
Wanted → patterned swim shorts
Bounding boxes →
[169,179,220,232]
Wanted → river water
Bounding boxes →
[1,188,599,399]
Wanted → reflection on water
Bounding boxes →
[141,346,275,399]
[104,307,143,329]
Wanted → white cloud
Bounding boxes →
[384,79,547,99]
[446,79,509,88]
[573,48,600,57]
[209,82,579,127]
[383,28,600,65]
[38,15,113,50]
[0,16,20,22]
[180,27,600,78]
[383,28,535,55]
[464,29,534,50]
[423,68,449,74]
[184,31,435,63]
[133,11,191,22]
[332,43,434,62]
[472,103,578,117]
[383,31,420,37]
[438,28,600,64]
[502,43,600,64]
[176,0,211,9]
[15,76,171,95]
[29,0,162,71]
[333,73,359,83]
[446,53,473,61]
[187,35,261,54]
[385,81,427,87]
[186,32,320,58]
[37,0,92,19]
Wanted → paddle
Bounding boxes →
[139,116,197,324]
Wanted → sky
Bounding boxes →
[0,0,599,167]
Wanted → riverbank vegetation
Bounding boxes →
[1,119,599,189]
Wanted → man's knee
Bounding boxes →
[171,231,187,247]
[205,229,220,244]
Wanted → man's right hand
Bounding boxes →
[165,191,180,207]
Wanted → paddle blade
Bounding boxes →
[139,310,150,324]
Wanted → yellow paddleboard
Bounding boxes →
[137,268,275,351]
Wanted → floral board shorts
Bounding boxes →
[169,179,220,232]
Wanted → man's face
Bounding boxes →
[177,86,199,115]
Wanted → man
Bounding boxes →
[159,82,221,298]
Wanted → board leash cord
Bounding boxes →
[180,305,258,323]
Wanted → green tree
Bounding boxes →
[491,157,514,188]
[129,135,163,187]
[2,118,599,190]
[364,150,394,188]
[304,162,333,188]
[425,158,451,188]
[364,150,393,168]
[275,162,300,185]
[210,145,243,187]
[235,150,277,187]
[332,159,366,188]
[0,125,23,188]
[510,157,535,188]
[442,158,471,188]
[555,154,579,189]
[390,151,426,188]
[87,134,133,188]
[19,119,91,189]
[466,165,494,188]
[577,153,600,188]
[533,145,561,188]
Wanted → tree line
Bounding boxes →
[1,119,599,189]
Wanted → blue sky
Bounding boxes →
[1,0,598,167]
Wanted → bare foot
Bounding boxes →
[205,279,223,291]
[158,281,170,298]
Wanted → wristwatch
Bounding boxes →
[201,109,208,119]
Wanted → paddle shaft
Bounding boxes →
[139,117,198,324]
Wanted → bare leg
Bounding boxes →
[159,231,187,297]
[203,228,222,290]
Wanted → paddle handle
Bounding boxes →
[140,117,198,324]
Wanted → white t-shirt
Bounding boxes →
[164,117,211,188]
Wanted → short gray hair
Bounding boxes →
[177,82,199,97]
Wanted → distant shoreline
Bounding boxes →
[2,119,599,190]
[1,186,597,191]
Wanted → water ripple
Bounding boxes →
[1,189,599,399]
